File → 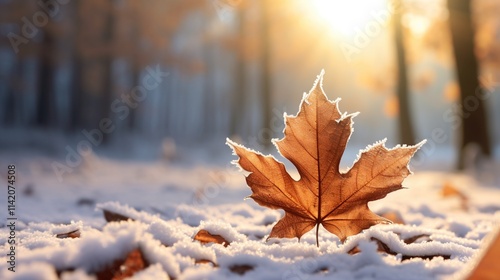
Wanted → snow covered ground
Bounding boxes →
[1,149,499,280]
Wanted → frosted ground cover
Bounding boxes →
[0,153,499,279]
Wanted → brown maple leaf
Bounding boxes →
[227,71,425,246]
[193,229,231,247]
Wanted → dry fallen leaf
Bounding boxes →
[95,248,148,280]
[229,264,254,275]
[228,71,425,245]
[56,248,151,280]
[102,209,134,223]
[403,234,431,244]
[193,229,230,247]
[56,229,81,239]
[441,182,469,210]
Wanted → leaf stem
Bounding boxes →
[315,83,321,249]
[316,223,320,247]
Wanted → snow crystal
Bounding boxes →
[147,220,191,246]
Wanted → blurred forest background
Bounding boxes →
[0,0,499,171]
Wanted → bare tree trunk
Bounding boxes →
[70,57,83,130]
[447,0,492,169]
[126,68,139,131]
[393,0,415,145]
[202,41,216,137]
[70,0,83,131]
[100,6,114,145]
[259,0,272,148]
[4,62,19,125]
[36,1,55,127]
[230,7,246,137]
[36,44,55,127]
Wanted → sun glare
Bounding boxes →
[311,0,390,36]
